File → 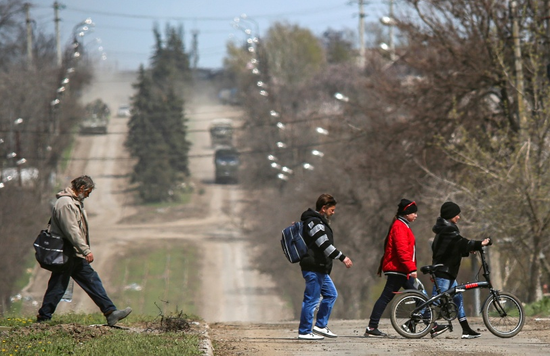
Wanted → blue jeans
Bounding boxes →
[431,277,466,320]
[38,257,116,320]
[298,271,338,335]
[368,274,415,329]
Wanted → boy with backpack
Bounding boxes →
[297,194,353,340]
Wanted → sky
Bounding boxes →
[31,0,390,71]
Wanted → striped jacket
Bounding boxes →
[299,208,346,274]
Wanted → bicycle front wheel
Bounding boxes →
[390,291,434,338]
[481,291,525,338]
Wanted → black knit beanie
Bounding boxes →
[397,199,417,216]
[440,202,461,220]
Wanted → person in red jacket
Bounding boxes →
[364,199,418,337]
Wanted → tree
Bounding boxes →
[322,28,356,64]
[127,66,175,202]
[150,24,191,95]
[263,21,325,86]
[126,24,192,203]
[162,89,190,175]
[0,0,93,314]
[386,0,550,302]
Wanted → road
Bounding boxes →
[210,317,550,356]
[22,71,291,324]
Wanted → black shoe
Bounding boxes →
[462,329,481,339]
[364,327,387,337]
[106,307,132,327]
[402,320,415,333]
[36,314,51,323]
[430,324,449,338]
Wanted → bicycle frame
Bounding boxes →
[410,247,499,318]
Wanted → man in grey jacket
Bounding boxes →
[37,175,131,326]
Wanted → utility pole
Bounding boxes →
[510,1,526,132]
[388,0,396,61]
[191,30,199,70]
[54,1,62,67]
[546,0,550,81]
[24,3,32,65]
[358,0,366,68]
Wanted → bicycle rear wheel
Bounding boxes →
[481,292,525,338]
[390,291,434,338]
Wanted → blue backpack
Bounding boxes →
[281,220,309,263]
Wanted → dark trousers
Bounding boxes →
[368,274,415,329]
[38,257,116,320]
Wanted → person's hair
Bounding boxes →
[316,194,337,211]
[71,175,95,192]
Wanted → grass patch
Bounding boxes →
[109,240,200,316]
[59,133,76,174]
[143,189,193,208]
[118,188,206,225]
[0,313,202,356]
[524,296,550,316]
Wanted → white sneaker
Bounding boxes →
[313,325,337,338]
[298,333,324,340]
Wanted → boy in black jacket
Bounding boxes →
[431,202,491,339]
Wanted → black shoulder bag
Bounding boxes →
[33,218,71,272]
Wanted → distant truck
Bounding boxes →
[209,118,233,147]
[80,99,110,135]
[214,146,239,184]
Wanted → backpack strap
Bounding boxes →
[302,216,323,249]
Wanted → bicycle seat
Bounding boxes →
[420,264,446,274]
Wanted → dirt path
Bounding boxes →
[210,317,550,356]
[21,71,292,324]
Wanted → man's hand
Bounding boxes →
[343,256,353,268]
[85,252,94,263]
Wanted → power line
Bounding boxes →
[64,6,233,22]
[37,3,354,23]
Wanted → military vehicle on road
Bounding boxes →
[209,118,233,147]
[214,146,239,184]
[80,99,110,135]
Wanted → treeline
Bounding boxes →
[0,0,93,314]
[125,26,192,203]
[227,1,550,319]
